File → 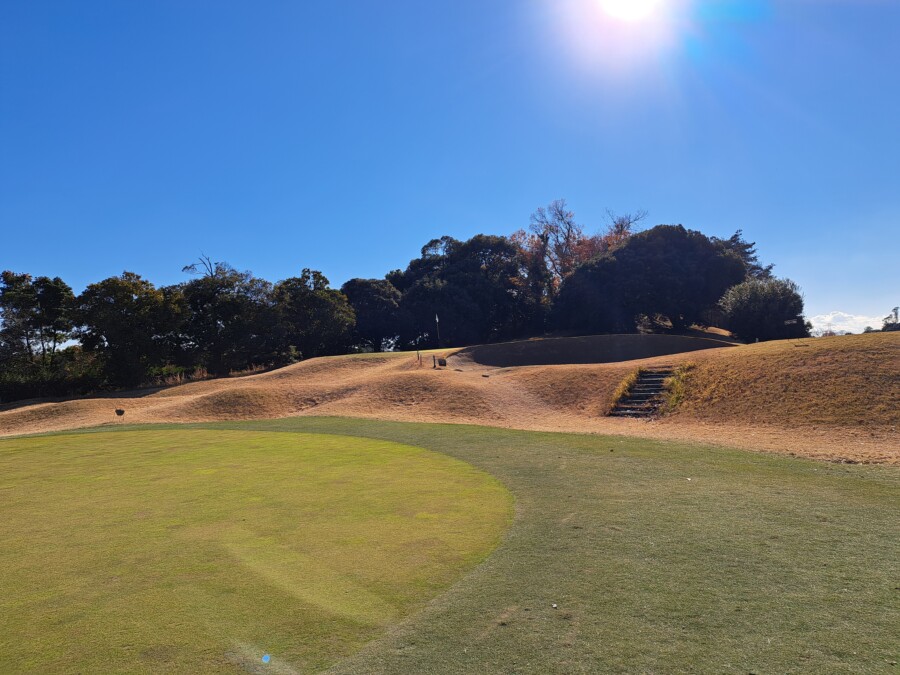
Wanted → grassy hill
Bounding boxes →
[1,332,897,463]
[672,332,899,428]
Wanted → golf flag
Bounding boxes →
[435,314,439,323]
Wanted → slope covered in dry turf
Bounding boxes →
[674,332,898,428]
[1,333,897,464]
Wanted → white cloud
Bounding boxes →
[809,311,884,334]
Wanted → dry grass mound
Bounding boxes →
[355,373,495,419]
[502,365,636,416]
[672,332,900,428]
[1,332,897,464]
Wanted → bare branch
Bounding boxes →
[182,253,219,277]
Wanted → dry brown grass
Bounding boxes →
[1,333,897,465]
[502,365,635,416]
[660,362,696,413]
[673,332,899,427]
[607,367,643,414]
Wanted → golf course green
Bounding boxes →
[1,419,897,673]
[0,428,512,673]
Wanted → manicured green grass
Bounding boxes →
[2,419,898,673]
[237,418,898,674]
[0,429,512,673]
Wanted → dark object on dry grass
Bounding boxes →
[115,409,125,417]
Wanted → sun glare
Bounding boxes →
[546,0,684,78]
[599,0,663,22]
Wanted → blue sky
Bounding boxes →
[1,0,898,332]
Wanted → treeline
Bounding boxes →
[0,200,809,402]
[863,307,900,333]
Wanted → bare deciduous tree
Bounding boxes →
[529,199,585,280]
[605,209,648,248]
[181,253,222,277]
[520,200,647,295]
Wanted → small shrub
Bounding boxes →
[661,362,696,414]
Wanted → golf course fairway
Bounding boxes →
[0,428,513,673]
[1,418,897,673]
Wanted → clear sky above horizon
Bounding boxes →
[1,0,898,333]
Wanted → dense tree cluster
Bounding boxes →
[0,263,355,401]
[554,225,750,333]
[1,201,810,402]
[719,279,811,342]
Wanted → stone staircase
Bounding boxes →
[608,367,674,418]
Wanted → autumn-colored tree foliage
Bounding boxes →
[511,199,645,299]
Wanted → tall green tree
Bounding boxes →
[273,269,355,359]
[180,264,277,375]
[552,255,631,333]
[554,225,746,333]
[392,234,541,347]
[0,271,75,372]
[76,272,179,386]
[616,225,746,330]
[719,278,810,342]
[341,278,405,351]
[713,230,773,280]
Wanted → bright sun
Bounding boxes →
[598,0,663,22]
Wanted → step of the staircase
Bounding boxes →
[607,367,676,418]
